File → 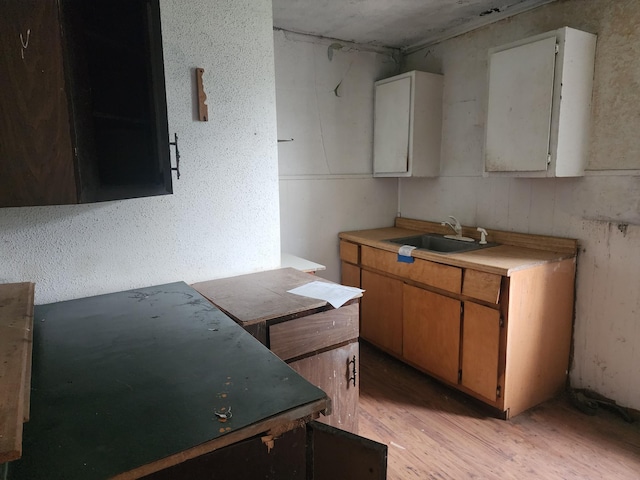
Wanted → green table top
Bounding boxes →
[9,282,327,479]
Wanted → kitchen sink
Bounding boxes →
[387,234,496,254]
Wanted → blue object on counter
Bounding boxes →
[397,254,414,263]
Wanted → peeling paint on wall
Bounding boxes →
[400,0,640,410]
[274,30,398,176]
[275,31,399,282]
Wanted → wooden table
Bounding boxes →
[7,282,330,479]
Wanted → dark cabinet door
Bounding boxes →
[60,0,172,203]
[0,0,172,207]
[142,428,308,480]
[308,421,387,480]
[0,0,77,206]
[141,422,387,480]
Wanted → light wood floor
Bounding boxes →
[357,342,640,480]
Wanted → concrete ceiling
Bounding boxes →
[272,0,556,51]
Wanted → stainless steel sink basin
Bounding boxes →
[387,234,496,254]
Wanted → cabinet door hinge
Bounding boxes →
[499,315,504,328]
[460,303,464,315]
[547,154,552,166]
[458,370,462,382]
[497,385,502,398]
[555,43,559,54]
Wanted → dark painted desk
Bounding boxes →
[8,282,328,479]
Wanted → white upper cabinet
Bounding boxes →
[484,27,597,177]
[373,71,443,177]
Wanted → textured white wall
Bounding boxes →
[275,30,399,175]
[401,0,640,410]
[275,31,399,281]
[0,0,281,304]
[280,177,398,282]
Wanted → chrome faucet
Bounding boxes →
[477,227,488,245]
[441,216,462,237]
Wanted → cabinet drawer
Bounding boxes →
[341,261,361,288]
[339,241,360,264]
[270,303,359,361]
[462,270,502,304]
[361,246,461,294]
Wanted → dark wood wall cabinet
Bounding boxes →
[0,0,172,207]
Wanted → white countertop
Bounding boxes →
[281,253,326,273]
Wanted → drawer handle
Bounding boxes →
[348,355,357,387]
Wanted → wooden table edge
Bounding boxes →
[111,397,329,479]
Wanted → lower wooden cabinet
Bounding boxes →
[403,284,460,385]
[360,264,507,411]
[360,270,403,356]
[339,233,576,418]
[289,342,359,433]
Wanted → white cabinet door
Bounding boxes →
[373,70,443,177]
[373,76,411,175]
[485,36,557,173]
[484,27,596,177]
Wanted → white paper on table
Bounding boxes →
[287,281,365,309]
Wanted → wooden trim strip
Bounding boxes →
[0,282,35,463]
[111,398,329,479]
[22,288,34,422]
[395,217,578,254]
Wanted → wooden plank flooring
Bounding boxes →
[358,342,640,479]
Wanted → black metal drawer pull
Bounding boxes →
[348,356,357,387]
[170,133,181,179]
